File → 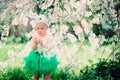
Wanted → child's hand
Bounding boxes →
[33,37,43,46]
[33,37,39,44]
[31,37,39,50]
[38,40,42,45]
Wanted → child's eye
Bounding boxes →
[37,28,40,30]
[41,28,44,30]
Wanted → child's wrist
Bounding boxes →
[34,42,38,44]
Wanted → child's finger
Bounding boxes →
[39,41,43,45]
[34,37,39,43]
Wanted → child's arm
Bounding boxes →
[31,36,38,50]
[32,42,38,50]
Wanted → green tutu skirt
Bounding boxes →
[23,50,59,76]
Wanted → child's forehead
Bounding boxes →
[36,22,48,28]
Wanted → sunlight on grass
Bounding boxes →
[0,45,12,61]
[0,40,112,76]
[0,43,25,61]
[57,41,112,75]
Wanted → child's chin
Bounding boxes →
[39,34,45,36]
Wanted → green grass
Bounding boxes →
[0,42,25,61]
[58,41,112,74]
[0,40,112,74]
[0,40,115,80]
[0,44,12,61]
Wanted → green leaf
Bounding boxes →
[86,6,91,12]
[75,0,80,2]
[40,9,46,14]
[59,0,62,3]
[47,5,54,9]
[86,15,95,23]
[111,20,117,28]
[35,4,41,15]
[60,5,66,11]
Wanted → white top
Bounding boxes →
[32,32,54,52]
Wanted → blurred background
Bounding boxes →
[0,0,120,80]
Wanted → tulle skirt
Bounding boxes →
[23,50,59,76]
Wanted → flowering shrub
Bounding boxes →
[0,58,120,80]
[79,59,120,80]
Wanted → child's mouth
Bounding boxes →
[39,32,43,34]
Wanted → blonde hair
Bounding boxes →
[36,22,48,28]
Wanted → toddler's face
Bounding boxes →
[36,22,48,36]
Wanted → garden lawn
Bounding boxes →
[0,43,25,61]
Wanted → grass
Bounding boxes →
[0,41,25,61]
[0,40,114,80]
[0,40,112,74]
[58,41,112,73]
